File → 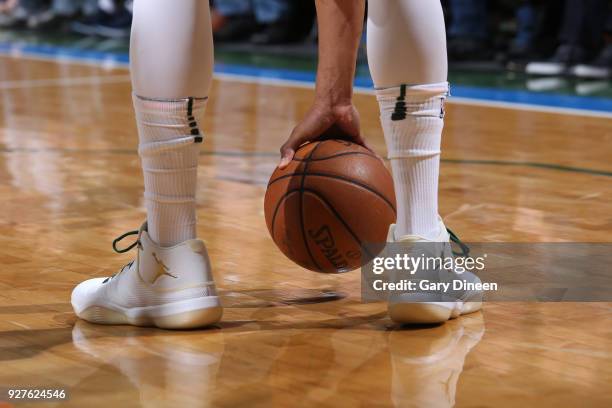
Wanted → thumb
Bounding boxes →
[279,109,335,169]
[278,123,318,169]
[278,144,295,169]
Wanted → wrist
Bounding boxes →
[314,87,353,108]
[314,66,355,107]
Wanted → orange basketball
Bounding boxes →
[264,139,396,273]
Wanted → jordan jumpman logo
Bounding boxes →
[151,252,178,283]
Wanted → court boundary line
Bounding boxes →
[1,146,610,178]
[1,50,611,119]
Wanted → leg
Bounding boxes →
[71,0,222,329]
[367,0,447,87]
[367,0,448,240]
[131,0,212,99]
[367,1,483,325]
[131,0,212,246]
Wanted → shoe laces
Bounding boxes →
[103,223,147,283]
[112,228,142,253]
[447,228,470,257]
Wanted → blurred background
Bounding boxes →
[1,0,611,98]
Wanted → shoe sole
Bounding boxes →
[388,301,482,324]
[77,296,223,330]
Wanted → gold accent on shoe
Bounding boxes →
[151,252,177,283]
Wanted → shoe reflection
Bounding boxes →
[388,313,485,407]
[72,321,224,407]
[70,312,484,407]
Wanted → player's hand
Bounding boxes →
[279,101,369,169]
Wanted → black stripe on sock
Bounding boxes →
[391,84,407,121]
[187,97,194,116]
[186,97,202,143]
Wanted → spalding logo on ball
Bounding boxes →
[264,139,396,273]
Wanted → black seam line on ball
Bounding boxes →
[268,172,396,213]
[270,190,301,247]
[301,187,376,262]
[292,151,379,162]
[299,142,325,271]
[270,187,375,269]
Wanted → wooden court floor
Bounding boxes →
[1,55,612,407]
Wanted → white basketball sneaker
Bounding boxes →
[386,218,483,324]
[71,223,223,329]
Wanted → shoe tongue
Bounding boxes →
[137,221,149,242]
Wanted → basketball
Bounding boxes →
[264,139,396,273]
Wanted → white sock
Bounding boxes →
[376,82,449,241]
[133,94,206,247]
